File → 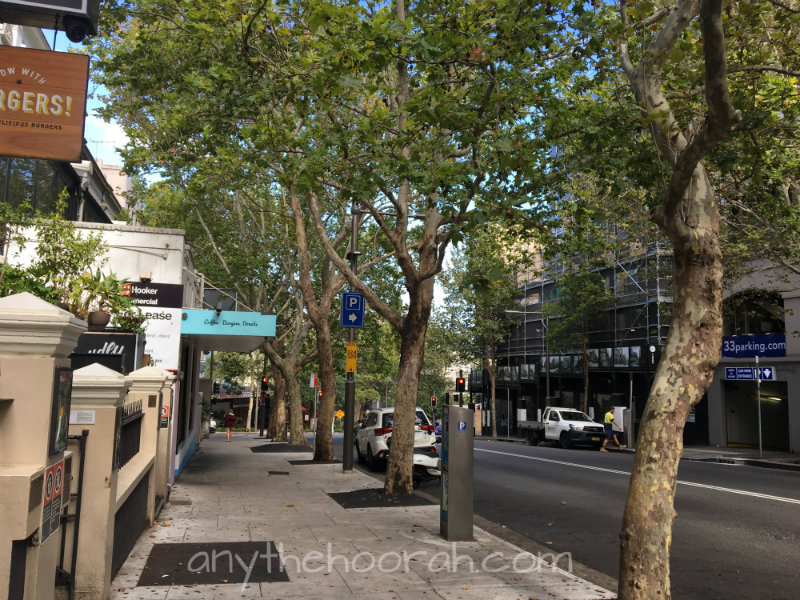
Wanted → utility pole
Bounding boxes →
[342,203,362,472]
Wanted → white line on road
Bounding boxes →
[475,447,800,505]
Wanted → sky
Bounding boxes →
[49,30,129,168]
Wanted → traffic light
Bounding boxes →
[260,376,269,392]
[431,396,437,410]
[212,382,221,395]
[455,377,465,392]
[319,390,323,400]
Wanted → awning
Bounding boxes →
[180,309,276,353]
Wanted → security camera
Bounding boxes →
[63,16,90,43]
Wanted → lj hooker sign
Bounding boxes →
[0,46,89,161]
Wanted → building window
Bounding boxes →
[723,290,784,336]
[1,157,71,216]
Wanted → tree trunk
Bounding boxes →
[287,187,344,460]
[269,368,287,440]
[488,360,498,438]
[616,4,740,594]
[313,329,336,461]
[618,168,723,599]
[286,369,306,446]
[384,279,434,495]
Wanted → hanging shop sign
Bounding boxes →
[0,1,99,42]
[0,46,89,161]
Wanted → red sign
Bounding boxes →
[0,46,89,161]
[41,459,65,542]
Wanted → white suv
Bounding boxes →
[355,407,436,471]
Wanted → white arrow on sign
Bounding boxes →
[759,367,775,380]
[349,313,357,322]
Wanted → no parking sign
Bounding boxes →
[41,460,64,542]
[160,403,170,428]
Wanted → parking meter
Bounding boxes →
[440,404,473,541]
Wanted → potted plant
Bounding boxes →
[66,269,145,332]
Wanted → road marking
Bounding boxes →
[475,447,800,505]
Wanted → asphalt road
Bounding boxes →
[471,440,799,600]
[332,434,800,599]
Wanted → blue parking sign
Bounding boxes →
[340,292,365,328]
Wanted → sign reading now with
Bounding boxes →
[0,46,89,162]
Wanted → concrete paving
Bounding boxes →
[110,434,616,599]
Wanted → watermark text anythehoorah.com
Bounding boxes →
[185,542,573,590]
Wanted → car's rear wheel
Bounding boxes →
[559,431,572,449]
[355,439,365,464]
[367,445,378,471]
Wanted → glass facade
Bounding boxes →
[0,156,72,216]
[0,155,112,222]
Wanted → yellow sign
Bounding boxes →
[346,341,357,373]
[335,410,345,419]
[0,46,90,162]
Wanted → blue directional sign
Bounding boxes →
[759,367,776,381]
[724,367,776,381]
[340,292,365,328]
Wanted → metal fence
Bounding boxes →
[117,399,143,469]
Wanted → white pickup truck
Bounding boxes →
[518,407,605,449]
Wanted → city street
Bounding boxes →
[333,434,800,599]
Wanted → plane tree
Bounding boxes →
[89,0,571,491]
[133,170,316,444]
[528,1,800,597]
[297,0,574,494]
[440,228,525,437]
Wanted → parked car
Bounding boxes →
[355,407,436,472]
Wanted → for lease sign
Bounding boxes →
[0,46,89,161]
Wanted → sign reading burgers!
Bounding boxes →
[0,46,89,162]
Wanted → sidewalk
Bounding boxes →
[111,434,616,599]
[678,445,800,471]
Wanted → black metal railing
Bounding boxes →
[117,400,143,469]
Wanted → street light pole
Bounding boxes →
[507,338,511,439]
[342,203,362,472]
